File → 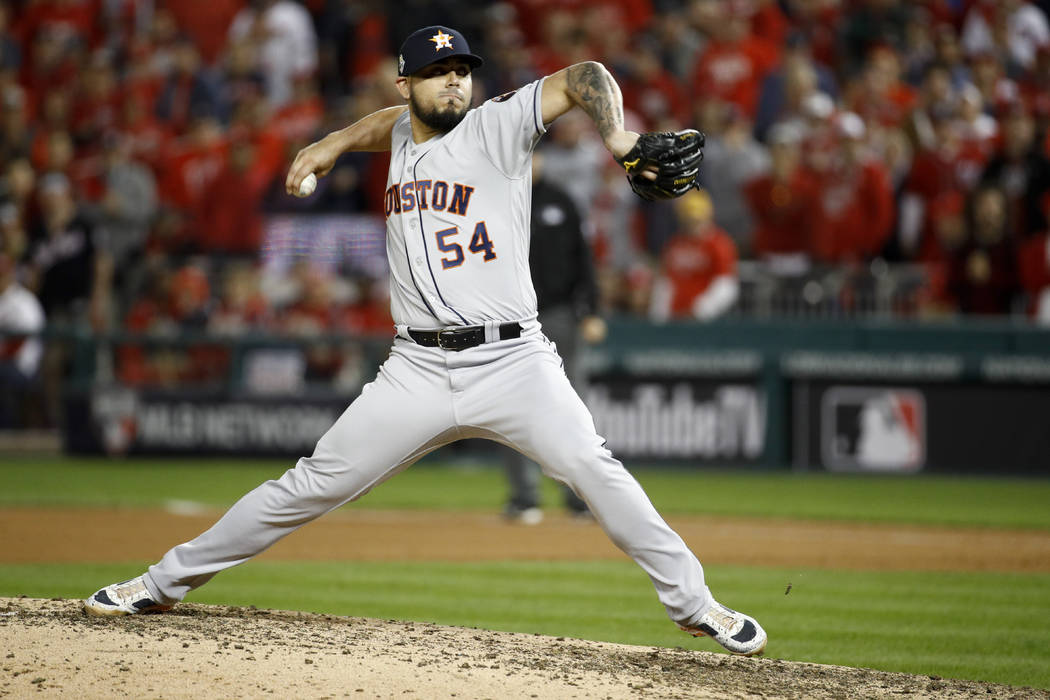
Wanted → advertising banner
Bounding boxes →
[794,381,1050,475]
[587,377,766,463]
[65,388,347,456]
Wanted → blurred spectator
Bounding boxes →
[897,106,972,261]
[810,112,895,263]
[843,45,917,130]
[744,122,818,268]
[961,0,1050,76]
[316,0,393,100]
[696,98,769,255]
[754,32,838,143]
[920,190,969,314]
[201,138,269,255]
[536,110,606,226]
[529,9,589,77]
[689,0,779,120]
[950,186,1019,314]
[70,48,120,146]
[899,6,936,85]
[118,89,172,175]
[14,0,97,49]
[836,0,913,78]
[221,38,268,115]
[229,0,318,108]
[588,159,640,272]
[0,201,28,262]
[24,172,111,328]
[476,6,539,98]
[20,26,80,118]
[780,0,842,72]
[957,83,999,159]
[0,248,45,428]
[117,263,176,386]
[280,264,352,384]
[91,133,158,277]
[643,7,703,83]
[158,113,229,252]
[116,261,224,388]
[154,36,227,133]
[0,84,32,164]
[969,50,1021,114]
[906,62,958,152]
[340,274,392,335]
[749,0,791,50]
[2,156,36,224]
[271,75,323,145]
[22,171,110,424]
[649,188,739,322]
[619,41,688,129]
[1016,220,1050,322]
[980,102,1050,239]
[0,3,20,74]
[165,0,245,67]
[931,21,971,90]
[209,261,271,335]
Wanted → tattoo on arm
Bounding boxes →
[566,62,624,140]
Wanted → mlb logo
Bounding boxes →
[821,387,925,472]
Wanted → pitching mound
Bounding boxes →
[1,598,1042,699]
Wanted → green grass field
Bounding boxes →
[2,457,1049,690]
[4,456,1050,529]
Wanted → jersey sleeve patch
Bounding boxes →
[491,90,518,103]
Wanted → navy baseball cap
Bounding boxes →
[398,25,484,77]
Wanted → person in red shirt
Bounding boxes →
[164,0,244,67]
[689,1,779,119]
[339,275,393,336]
[270,75,323,146]
[897,105,972,262]
[1016,227,1050,322]
[744,122,819,266]
[949,185,1019,315]
[158,113,229,251]
[650,188,739,322]
[209,261,271,336]
[810,112,895,263]
[919,190,969,314]
[118,89,172,176]
[619,42,688,129]
[70,49,121,146]
[280,264,347,383]
[842,45,917,130]
[200,138,269,255]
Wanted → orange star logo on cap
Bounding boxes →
[429,30,453,51]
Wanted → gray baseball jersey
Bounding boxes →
[385,80,543,330]
[142,78,716,629]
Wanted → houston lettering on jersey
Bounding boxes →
[384,181,475,218]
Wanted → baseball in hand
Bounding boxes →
[298,173,317,197]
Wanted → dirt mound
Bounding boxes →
[1,598,1043,699]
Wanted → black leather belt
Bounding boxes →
[408,322,522,351]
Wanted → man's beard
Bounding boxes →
[410,91,468,133]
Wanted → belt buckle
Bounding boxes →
[437,327,472,351]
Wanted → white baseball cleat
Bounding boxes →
[84,575,173,616]
[678,599,767,656]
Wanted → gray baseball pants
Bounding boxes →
[144,332,713,624]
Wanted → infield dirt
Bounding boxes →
[2,508,1049,698]
[1,597,1046,699]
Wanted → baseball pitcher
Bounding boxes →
[85,25,765,657]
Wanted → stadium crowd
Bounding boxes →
[5,0,1050,411]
